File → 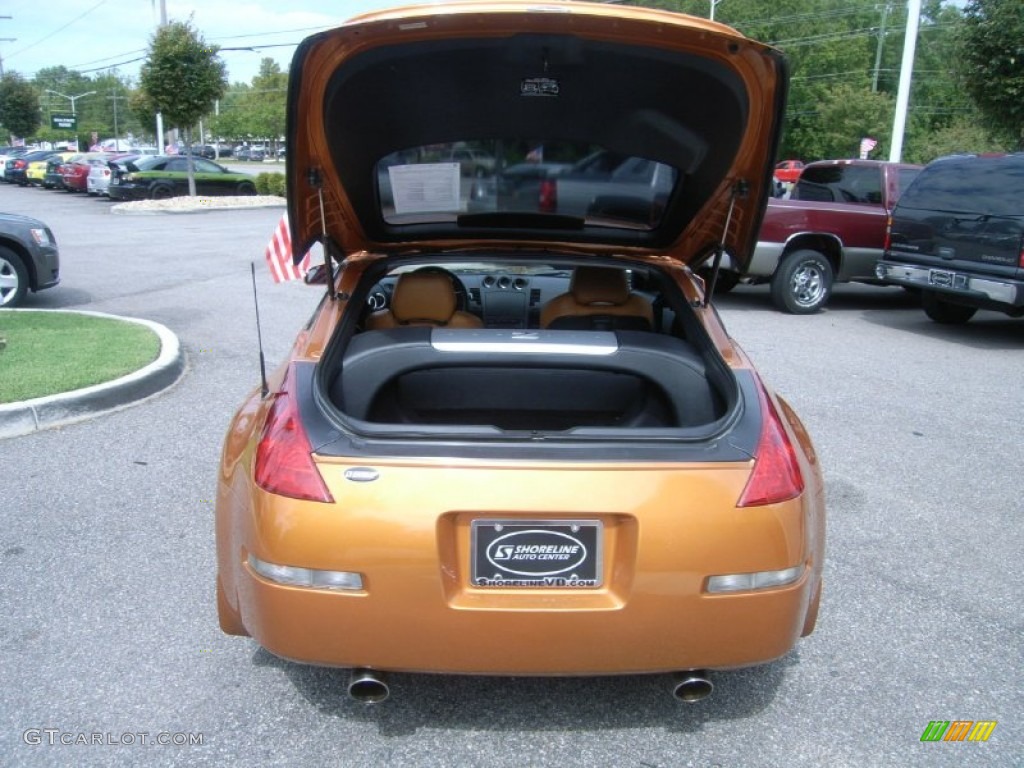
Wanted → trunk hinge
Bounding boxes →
[703,180,747,308]
[308,167,337,301]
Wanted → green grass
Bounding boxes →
[0,311,161,404]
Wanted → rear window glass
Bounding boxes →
[791,164,883,204]
[376,140,679,230]
[897,155,1024,217]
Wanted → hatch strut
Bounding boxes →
[703,180,746,308]
[308,167,336,301]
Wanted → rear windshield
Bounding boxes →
[792,164,889,204]
[897,155,1024,217]
[377,141,679,230]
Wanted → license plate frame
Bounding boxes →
[470,519,603,589]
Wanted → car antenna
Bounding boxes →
[250,262,270,398]
[308,167,336,301]
[703,181,745,308]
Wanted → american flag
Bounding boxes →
[859,137,878,159]
[264,212,312,283]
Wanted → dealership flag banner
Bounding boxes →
[859,137,878,159]
[265,212,312,283]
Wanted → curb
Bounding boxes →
[110,196,286,216]
[0,310,186,440]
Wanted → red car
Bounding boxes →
[774,160,804,184]
[59,153,112,192]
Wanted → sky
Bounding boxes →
[0,0,406,85]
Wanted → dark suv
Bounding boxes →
[877,154,1024,324]
[0,213,60,307]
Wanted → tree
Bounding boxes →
[786,83,894,160]
[957,0,1024,150]
[619,0,973,163]
[0,74,42,141]
[248,58,288,151]
[139,18,228,194]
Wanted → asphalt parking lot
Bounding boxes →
[0,182,1021,767]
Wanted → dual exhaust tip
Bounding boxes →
[347,668,713,705]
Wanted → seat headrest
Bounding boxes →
[390,272,457,324]
[570,267,630,306]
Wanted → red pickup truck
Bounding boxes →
[723,159,923,313]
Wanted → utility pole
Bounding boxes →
[872,4,891,93]
[154,0,167,150]
[108,91,127,149]
[0,14,12,78]
[889,0,921,162]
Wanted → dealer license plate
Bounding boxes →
[470,520,603,588]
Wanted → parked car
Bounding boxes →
[42,153,77,190]
[108,155,257,200]
[773,159,804,184]
[234,146,252,162]
[26,152,62,186]
[6,150,60,186]
[87,154,139,196]
[467,161,572,212]
[215,1,825,705]
[444,146,497,176]
[0,148,31,182]
[190,144,217,160]
[60,153,112,193]
[542,150,677,220]
[731,158,922,312]
[0,212,60,307]
[877,153,1024,324]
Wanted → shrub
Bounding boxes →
[254,172,286,197]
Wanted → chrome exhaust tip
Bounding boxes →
[672,671,713,703]
[348,669,390,704]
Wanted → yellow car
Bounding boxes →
[216,0,825,705]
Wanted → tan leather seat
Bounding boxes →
[540,266,654,330]
[367,271,483,330]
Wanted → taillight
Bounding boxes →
[883,214,892,252]
[737,381,804,507]
[539,179,556,213]
[254,365,334,503]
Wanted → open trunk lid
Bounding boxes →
[285,1,788,270]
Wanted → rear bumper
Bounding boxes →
[876,260,1024,310]
[218,459,823,674]
[229,563,815,674]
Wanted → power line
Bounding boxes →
[7,0,109,60]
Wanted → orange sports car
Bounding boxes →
[216,0,825,704]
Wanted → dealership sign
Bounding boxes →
[51,114,77,130]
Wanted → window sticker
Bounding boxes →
[389,163,461,213]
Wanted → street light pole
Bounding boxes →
[45,89,97,116]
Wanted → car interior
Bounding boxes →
[316,257,737,435]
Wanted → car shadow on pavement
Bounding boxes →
[252,648,796,734]
[860,309,1024,350]
[714,285,921,314]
